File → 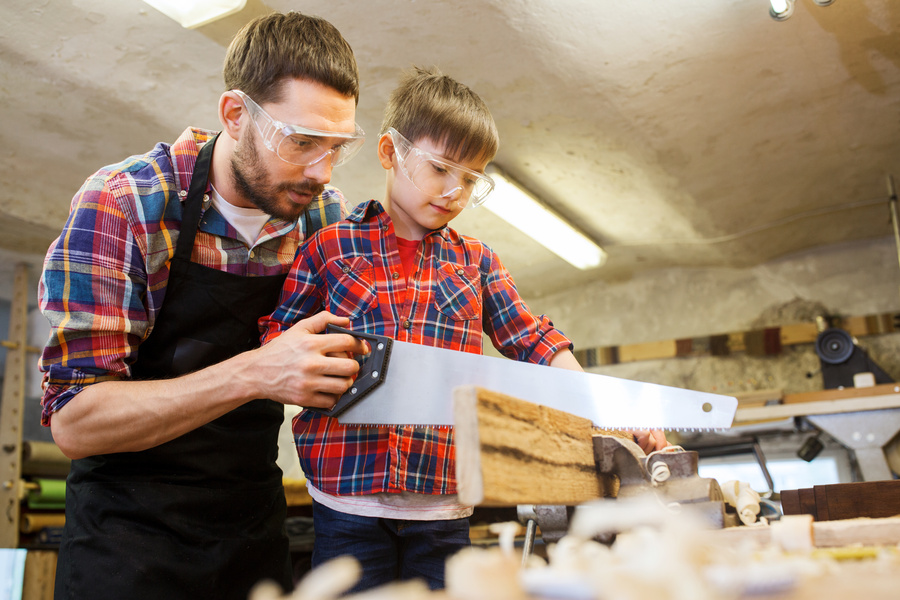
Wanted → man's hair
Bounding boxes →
[380,67,499,164]
[223,12,359,105]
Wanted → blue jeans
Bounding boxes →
[310,500,471,593]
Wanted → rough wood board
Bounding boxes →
[23,550,56,600]
[779,322,820,346]
[782,383,900,405]
[709,516,900,549]
[283,478,312,506]
[453,386,603,507]
[617,340,677,363]
[734,392,900,423]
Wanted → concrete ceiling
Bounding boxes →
[1,0,899,302]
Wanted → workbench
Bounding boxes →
[733,383,900,481]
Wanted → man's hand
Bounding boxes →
[251,312,370,409]
[633,429,669,454]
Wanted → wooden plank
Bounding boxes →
[709,516,900,549]
[0,264,29,548]
[799,488,818,519]
[816,480,900,521]
[734,392,900,423]
[22,550,56,600]
[283,478,312,506]
[815,485,830,522]
[813,516,900,547]
[617,339,677,363]
[453,386,603,507]
[733,388,783,407]
[781,489,801,516]
[779,322,819,346]
[782,383,900,405]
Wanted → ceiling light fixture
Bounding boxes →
[484,166,607,270]
[141,0,246,29]
[770,0,836,21]
[769,0,795,21]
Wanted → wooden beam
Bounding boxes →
[453,386,604,507]
[734,390,900,423]
[709,516,900,549]
[0,264,29,548]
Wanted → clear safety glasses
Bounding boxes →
[388,128,495,208]
[234,90,365,168]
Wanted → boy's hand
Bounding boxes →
[633,429,669,454]
[251,312,369,409]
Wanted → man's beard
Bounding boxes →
[230,133,325,222]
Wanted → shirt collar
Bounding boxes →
[349,199,450,239]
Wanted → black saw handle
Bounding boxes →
[305,324,392,419]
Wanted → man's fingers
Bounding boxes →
[293,311,351,335]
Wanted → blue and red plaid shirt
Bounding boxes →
[38,127,348,425]
[259,200,573,496]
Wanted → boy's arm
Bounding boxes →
[548,348,583,371]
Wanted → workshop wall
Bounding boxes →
[521,236,900,397]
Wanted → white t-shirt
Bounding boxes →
[209,185,270,247]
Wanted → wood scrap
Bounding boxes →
[453,386,605,507]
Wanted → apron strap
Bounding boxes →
[173,134,219,263]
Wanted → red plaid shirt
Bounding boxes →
[259,200,573,496]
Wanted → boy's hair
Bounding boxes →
[380,66,499,164]
[223,12,359,106]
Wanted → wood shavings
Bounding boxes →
[720,480,761,526]
[771,514,814,553]
[445,546,525,600]
[249,556,360,600]
[249,555,431,600]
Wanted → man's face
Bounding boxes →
[231,79,358,221]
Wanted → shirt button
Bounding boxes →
[392,272,400,279]
[456,268,464,276]
[249,250,255,258]
[178,190,187,198]
[382,225,388,232]
[203,194,209,203]
[342,265,351,274]
[402,319,412,329]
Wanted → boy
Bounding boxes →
[259,67,664,591]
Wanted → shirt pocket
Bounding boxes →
[433,261,482,321]
[324,256,378,320]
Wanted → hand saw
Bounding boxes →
[308,325,737,430]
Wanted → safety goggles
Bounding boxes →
[234,90,365,168]
[388,128,495,208]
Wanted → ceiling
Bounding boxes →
[1,0,899,302]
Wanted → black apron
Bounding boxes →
[56,137,293,600]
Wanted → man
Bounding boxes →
[38,12,367,600]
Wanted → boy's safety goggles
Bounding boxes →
[388,128,495,208]
[234,90,365,168]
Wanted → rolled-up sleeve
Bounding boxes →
[480,248,572,364]
[38,171,151,425]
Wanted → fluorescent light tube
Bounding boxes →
[484,168,607,270]
[142,0,246,29]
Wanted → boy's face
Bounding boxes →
[383,134,491,240]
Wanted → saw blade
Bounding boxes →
[335,337,737,430]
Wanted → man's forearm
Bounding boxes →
[50,352,263,459]
[49,312,368,459]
